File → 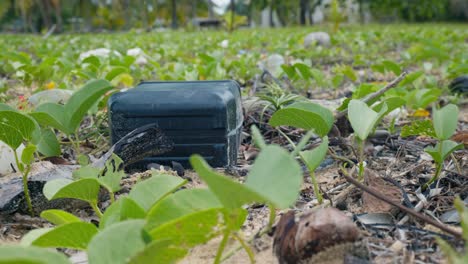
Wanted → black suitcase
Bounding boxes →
[108,80,243,169]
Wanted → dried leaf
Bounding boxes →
[362,169,401,214]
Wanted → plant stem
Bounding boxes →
[23,165,33,216]
[233,233,255,264]
[357,139,365,181]
[267,205,276,232]
[214,230,231,264]
[109,190,115,204]
[14,151,34,216]
[74,131,81,156]
[90,202,103,218]
[309,171,323,204]
[423,162,443,191]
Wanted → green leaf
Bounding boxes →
[128,173,186,212]
[300,136,329,172]
[72,165,101,180]
[100,197,146,230]
[128,240,188,264]
[340,65,358,82]
[0,110,40,149]
[0,245,70,264]
[399,71,423,86]
[269,102,334,137]
[40,209,81,226]
[0,125,22,151]
[88,220,147,264]
[105,66,128,82]
[146,188,222,230]
[148,208,223,247]
[348,99,387,140]
[190,155,264,210]
[373,97,406,116]
[37,128,61,157]
[433,104,459,140]
[29,108,69,134]
[30,222,98,250]
[43,178,100,204]
[21,228,53,246]
[401,120,436,138]
[65,79,113,132]
[251,125,266,150]
[20,144,36,165]
[381,60,402,75]
[245,145,303,209]
[98,154,125,193]
[425,140,463,163]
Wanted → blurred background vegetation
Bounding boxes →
[0,0,467,33]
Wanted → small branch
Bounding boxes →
[343,174,462,239]
[335,71,409,119]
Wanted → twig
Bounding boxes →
[335,71,409,119]
[343,174,462,239]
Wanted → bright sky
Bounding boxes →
[211,0,230,14]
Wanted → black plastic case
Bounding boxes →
[108,80,243,168]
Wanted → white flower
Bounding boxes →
[219,39,229,48]
[135,56,148,65]
[127,47,144,57]
[79,48,121,62]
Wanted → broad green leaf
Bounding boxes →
[43,178,100,204]
[128,240,187,264]
[72,165,101,180]
[98,154,125,193]
[20,144,36,165]
[245,145,303,209]
[65,79,113,132]
[190,155,264,210]
[88,220,147,264]
[128,173,186,212]
[348,99,387,140]
[100,197,146,230]
[425,140,463,163]
[81,56,101,68]
[148,208,223,247]
[146,188,222,230]
[21,228,53,246]
[37,128,61,157]
[40,209,81,226]
[399,71,423,86]
[29,109,69,134]
[382,60,402,75]
[31,222,98,250]
[340,65,358,82]
[0,123,22,150]
[0,245,70,264]
[433,104,459,140]
[105,66,128,82]
[373,97,406,116]
[269,102,334,137]
[300,136,329,172]
[0,110,40,149]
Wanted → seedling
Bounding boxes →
[190,143,303,262]
[0,109,40,215]
[423,104,463,189]
[268,101,334,203]
[29,79,113,156]
[348,99,387,180]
